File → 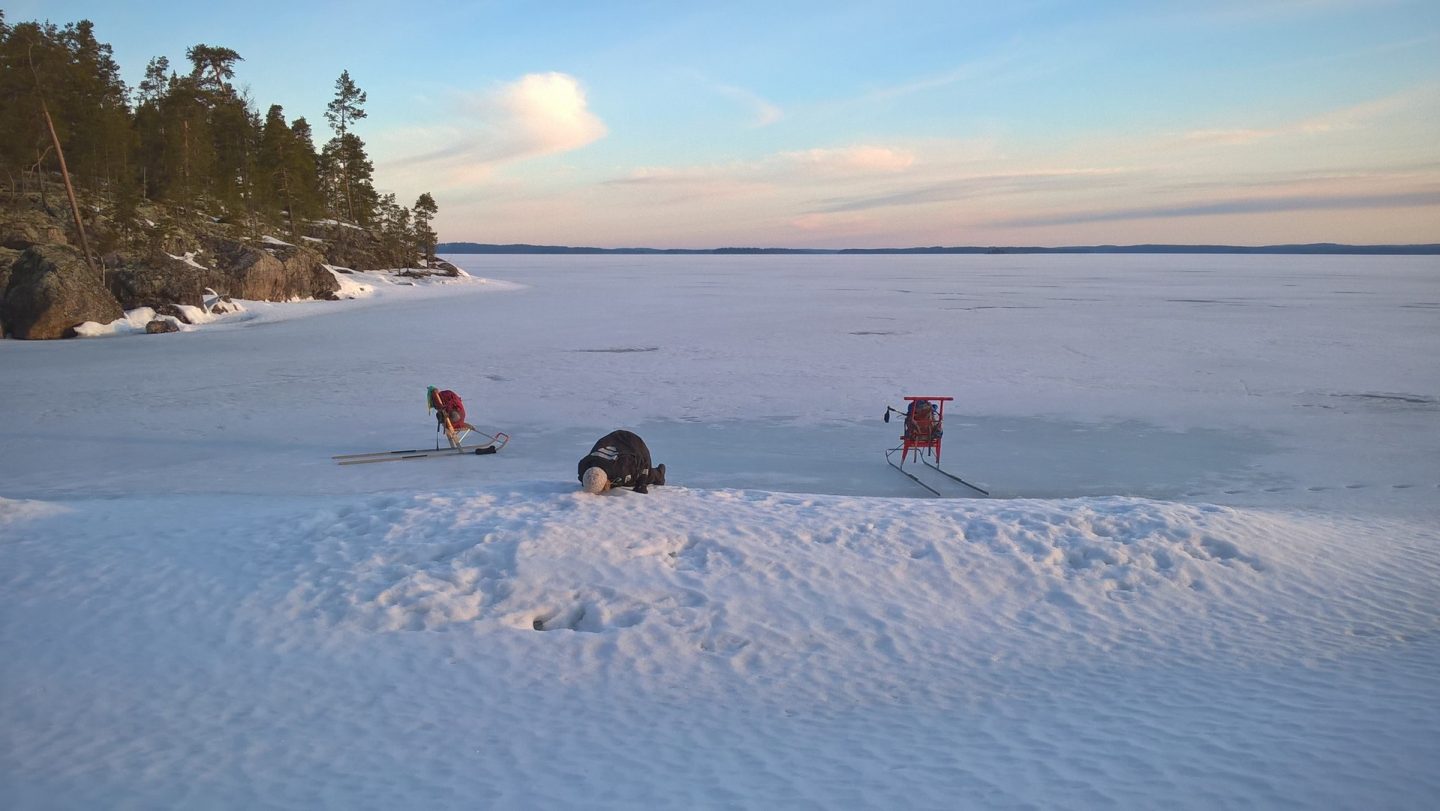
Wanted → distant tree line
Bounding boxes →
[0,13,439,262]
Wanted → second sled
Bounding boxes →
[882,395,988,497]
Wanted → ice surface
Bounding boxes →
[1,254,1437,809]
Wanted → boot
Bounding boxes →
[652,464,666,486]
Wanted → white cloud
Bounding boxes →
[782,146,915,174]
[713,83,783,127]
[499,73,608,155]
[1295,91,1415,133]
[381,72,605,188]
[1183,128,1282,146]
[1181,87,1424,147]
[611,144,917,188]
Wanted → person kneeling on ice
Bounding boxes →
[578,430,666,494]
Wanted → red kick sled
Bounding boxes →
[332,386,510,465]
[882,395,988,496]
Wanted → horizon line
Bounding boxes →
[437,241,1440,256]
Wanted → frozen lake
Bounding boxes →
[5,253,1436,514]
[2,253,1438,809]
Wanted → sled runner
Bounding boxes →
[331,431,510,465]
[882,396,988,496]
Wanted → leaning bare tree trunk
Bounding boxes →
[39,99,100,283]
[28,43,99,282]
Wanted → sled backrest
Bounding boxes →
[894,395,955,465]
[904,399,939,440]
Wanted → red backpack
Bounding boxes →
[429,388,467,427]
[905,400,939,441]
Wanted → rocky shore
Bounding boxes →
[1,199,456,339]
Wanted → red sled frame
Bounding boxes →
[884,395,988,496]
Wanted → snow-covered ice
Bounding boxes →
[2,254,1437,809]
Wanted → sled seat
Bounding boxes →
[899,396,952,463]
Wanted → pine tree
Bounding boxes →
[413,192,438,263]
[185,44,241,95]
[320,132,377,225]
[132,59,169,200]
[374,192,412,267]
[0,16,48,195]
[0,18,132,201]
[0,14,407,257]
[172,44,256,223]
[285,117,322,223]
[55,20,131,195]
[136,55,169,106]
[207,92,258,220]
[155,74,216,214]
[324,69,366,138]
[258,105,323,236]
[0,19,101,276]
[321,70,374,223]
[256,104,289,224]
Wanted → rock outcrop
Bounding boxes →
[107,239,338,309]
[199,236,338,301]
[429,257,462,277]
[2,245,124,339]
[0,247,17,337]
[154,303,192,323]
[108,252,217,309]
[1,208,69,250]
[0,246,19,299]
[304,221,391,271]
[0,196,420,338]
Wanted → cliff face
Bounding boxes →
[104,237,340,310]
[0,196,436,339]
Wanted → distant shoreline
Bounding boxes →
[438,242,1440,256]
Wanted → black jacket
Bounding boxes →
[577,430,654,492]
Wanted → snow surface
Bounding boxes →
[2,254,1438,809]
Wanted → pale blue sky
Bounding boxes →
[9,0,1439,246]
